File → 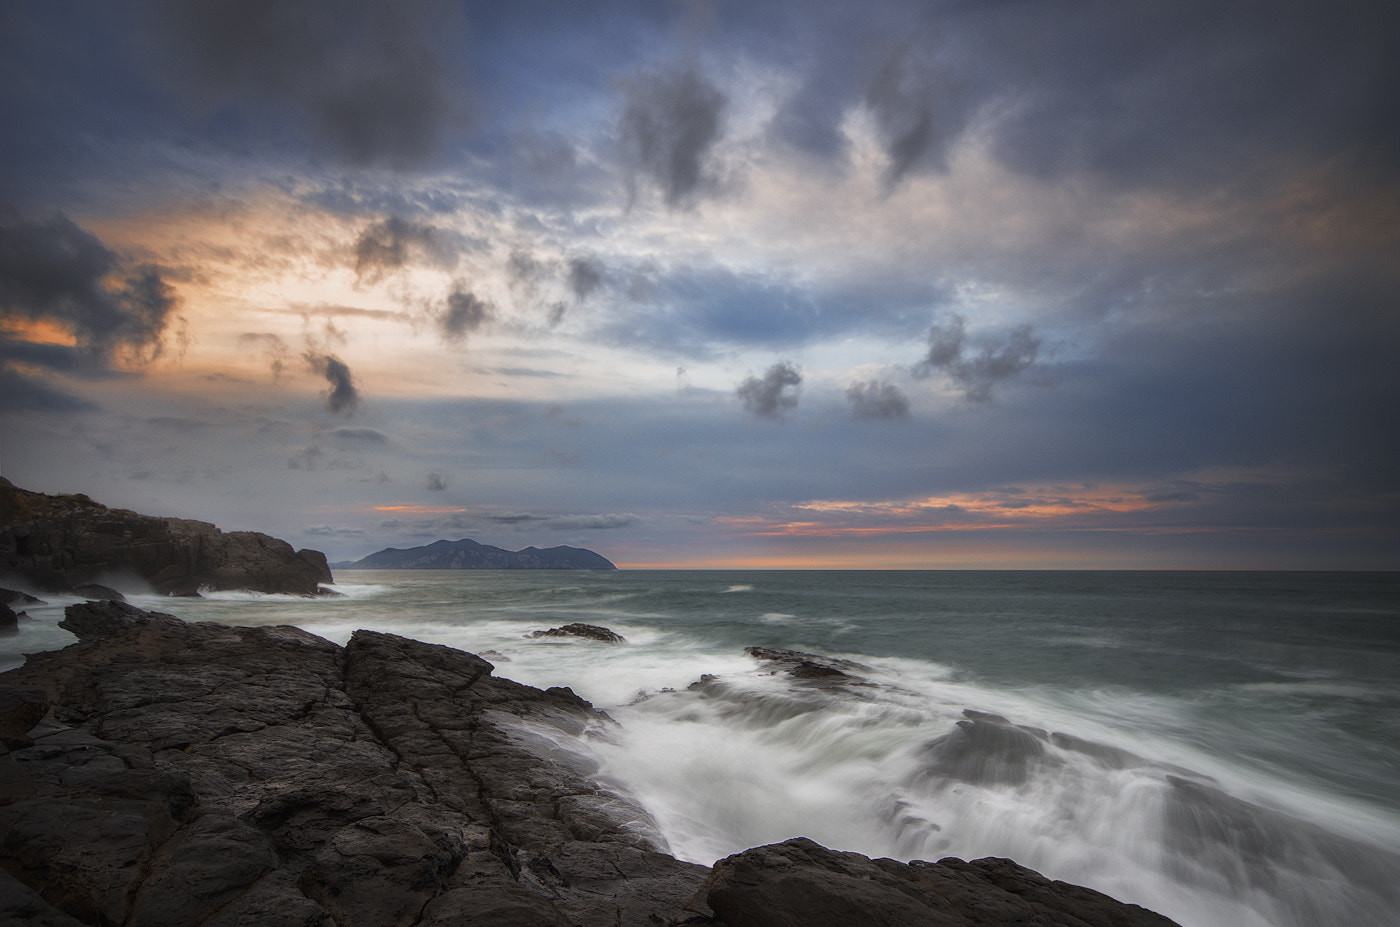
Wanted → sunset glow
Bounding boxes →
[2,2,1395,569]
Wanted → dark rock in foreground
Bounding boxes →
[693,838,1180,927]
[0,478,334,596]
[339,537,618,570]
[532,623,627,643]
[0,603,1180,927]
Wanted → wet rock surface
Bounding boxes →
[530,623,627,643]
[0,479,334,596]
[691,838,1181,927]
[1,602,1183,927]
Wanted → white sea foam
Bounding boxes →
[8,569,1394,927]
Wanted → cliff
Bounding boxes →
[0,602,1180,927]
[0,479,334,596]
[341,537,617,571]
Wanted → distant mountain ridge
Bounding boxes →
[336,538,617,571]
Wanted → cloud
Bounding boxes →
[864,41,973,186]
[737,362,803,420]
[567,255,605,303]
[847,379,910,420]
[238,332,291,380]
[353,216,461,282]
[304,352,360,415]
[148,0,465,168]
[438,287,491,341]
[303,524,366,537]
[328,427,388,445]
[0,366,97,412]
[0,212,180,366]
[426,472,448,491]
[915,314,1041,402]
[487,512,640,530]
[619,64,726,207]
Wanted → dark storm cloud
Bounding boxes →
[949,1,1400,190]
[438,287,491,341]
[737,362,802,421]
[426,472,448,491]
[915,315,1041,403]
[147,0,466,168]
[0,213,180,366]
[864,41,974,186]
[0,367,97,412]
[619,64,726,207]
[304,352,360,415]
[847,379,910,420]
[353,217,466,282]
[567,255,606,302]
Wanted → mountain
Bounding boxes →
[337,538,617,571]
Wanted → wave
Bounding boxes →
[572,652,1400,927]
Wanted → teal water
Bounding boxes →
[4,570,1397,927]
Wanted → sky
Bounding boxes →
[2,0,1398,570]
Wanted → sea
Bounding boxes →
[3,570,1398,927]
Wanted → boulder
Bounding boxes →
[530,623,626,643]
[70,583,124,602]
[0,587,42,608]
[694,837,1180,927]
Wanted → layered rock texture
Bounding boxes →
[0,479,333,596]
[0,602,1181,927]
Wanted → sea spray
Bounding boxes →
[6,569,1395,927]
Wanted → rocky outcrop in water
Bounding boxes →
[0,479,334,596]
[531,623,627,643]
[0,603,1182,927]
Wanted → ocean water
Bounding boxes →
[3,570,1398,927]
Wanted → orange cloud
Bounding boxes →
[371,505,470,515]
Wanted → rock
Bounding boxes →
[0,602,15,634]
[70,583,125,602]
[0,603,705,927]
[0,684,48,748]
[745,646,866,683]
[0,480,333,596]
[0,603,1183,927]
[694,837,1181,927]
[530,623,626,643]
[0,587,42,608]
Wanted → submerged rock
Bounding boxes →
[745,646,867,683]
[0,603,1184,927]
[531,622,626,643]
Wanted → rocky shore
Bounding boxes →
[0,480,334,597]
[0,602,1181,927]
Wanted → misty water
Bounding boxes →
[4,570,1397,927]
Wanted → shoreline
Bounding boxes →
[0,600,1180,926]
